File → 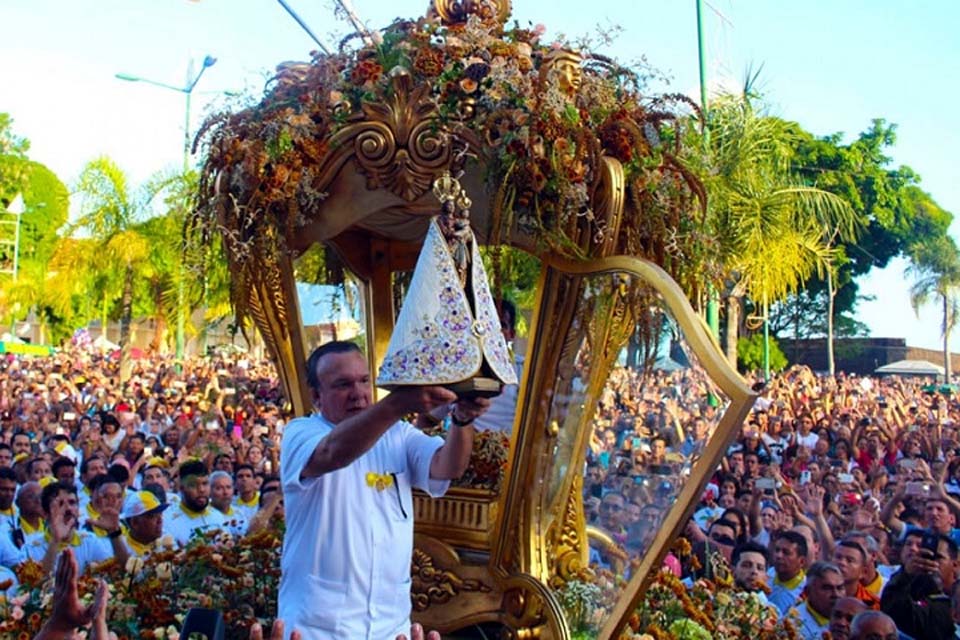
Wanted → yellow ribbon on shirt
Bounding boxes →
[365,472,394,492]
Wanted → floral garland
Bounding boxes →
[0,528,282,639]
[193,1,710,305]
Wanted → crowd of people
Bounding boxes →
[3,337,960,640]
[0,346,289,599]
[585,362,960,639]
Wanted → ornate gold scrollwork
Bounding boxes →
[430,0,511,26]
[550,474,586,587]
[501,574,570,640]
[316,72,481,203]
[411,548,492,612]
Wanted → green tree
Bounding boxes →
[0,113,30,206]
[791,120,953,333]
[689,93,860,368]
[906,235,960,381]
[71,157,151,348]
[737,333,787,374]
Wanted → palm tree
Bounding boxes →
[72,157,151,348]
[692,94,860,372]
[907,235,960,382]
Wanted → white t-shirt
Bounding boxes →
[279,413,448,640]
[19,530,113,574]
[163,502,227,547]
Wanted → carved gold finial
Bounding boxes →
[429,0,511,27]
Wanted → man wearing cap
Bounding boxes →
[121,490,169,558]
[163,460,227,546]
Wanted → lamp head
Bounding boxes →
[202,56,217,68]
[115,73,140,82]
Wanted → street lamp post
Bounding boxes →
[116,55,218,361]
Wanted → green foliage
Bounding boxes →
[792,119,953,322]
[737,333,787,374]
[0,113,30,206]
[907,235,960,338]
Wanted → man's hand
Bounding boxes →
[43,549,97,633]
[451,396,493,424]
[49,495,77,544]
[396,622,441,640]
[249,619,302,640]
[805,485,826,518]
[389,386,458,416]
[89,505,120,534]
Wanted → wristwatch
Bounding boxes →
[450,411,474,428]
[107,528,122,539]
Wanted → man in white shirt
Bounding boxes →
[163,460,226,546]
[279,341,492,640]
[209,470,247,537]
[795,561,845,640]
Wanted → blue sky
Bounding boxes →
[1,0,958,351]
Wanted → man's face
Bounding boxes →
[82,458,107,485]
[18,484,43,518]
[235,468,256,494]
[926,500,954,533]
[54,463,76,485]
[142,467,169,492]
[799,416,814,434]
[773,539,805,579]
[129,510,164,544]
[829,597,867,640]
[733,550,767,591]
[210,476,234,512]
[127,437,144,456]
[850,615,897,640]
[181,475,210,512]
[28,459,51,481]
[93,481,124,513]
[0,478,16,510]
[314,351,372,424]
[623,503,641,526]
[707,524,737,562]
[12,434,30,455]
[806,571,845,617]
[599,494,625,529]
[0,448,12,468]
[833,545,865,586]
[650,439,666,460]
[901,533,923,568]
[215,456,234,473]
[45,489,80,527]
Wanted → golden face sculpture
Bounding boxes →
[542,49,583,97]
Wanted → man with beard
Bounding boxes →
[163,459,226,546]
[880,530,957,640]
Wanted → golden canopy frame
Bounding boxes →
[194,1,757,637]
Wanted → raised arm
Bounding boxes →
[302,386,456,479]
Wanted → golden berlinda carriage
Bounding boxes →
[192,1,757,637]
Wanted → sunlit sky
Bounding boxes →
[1,0,958,352]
